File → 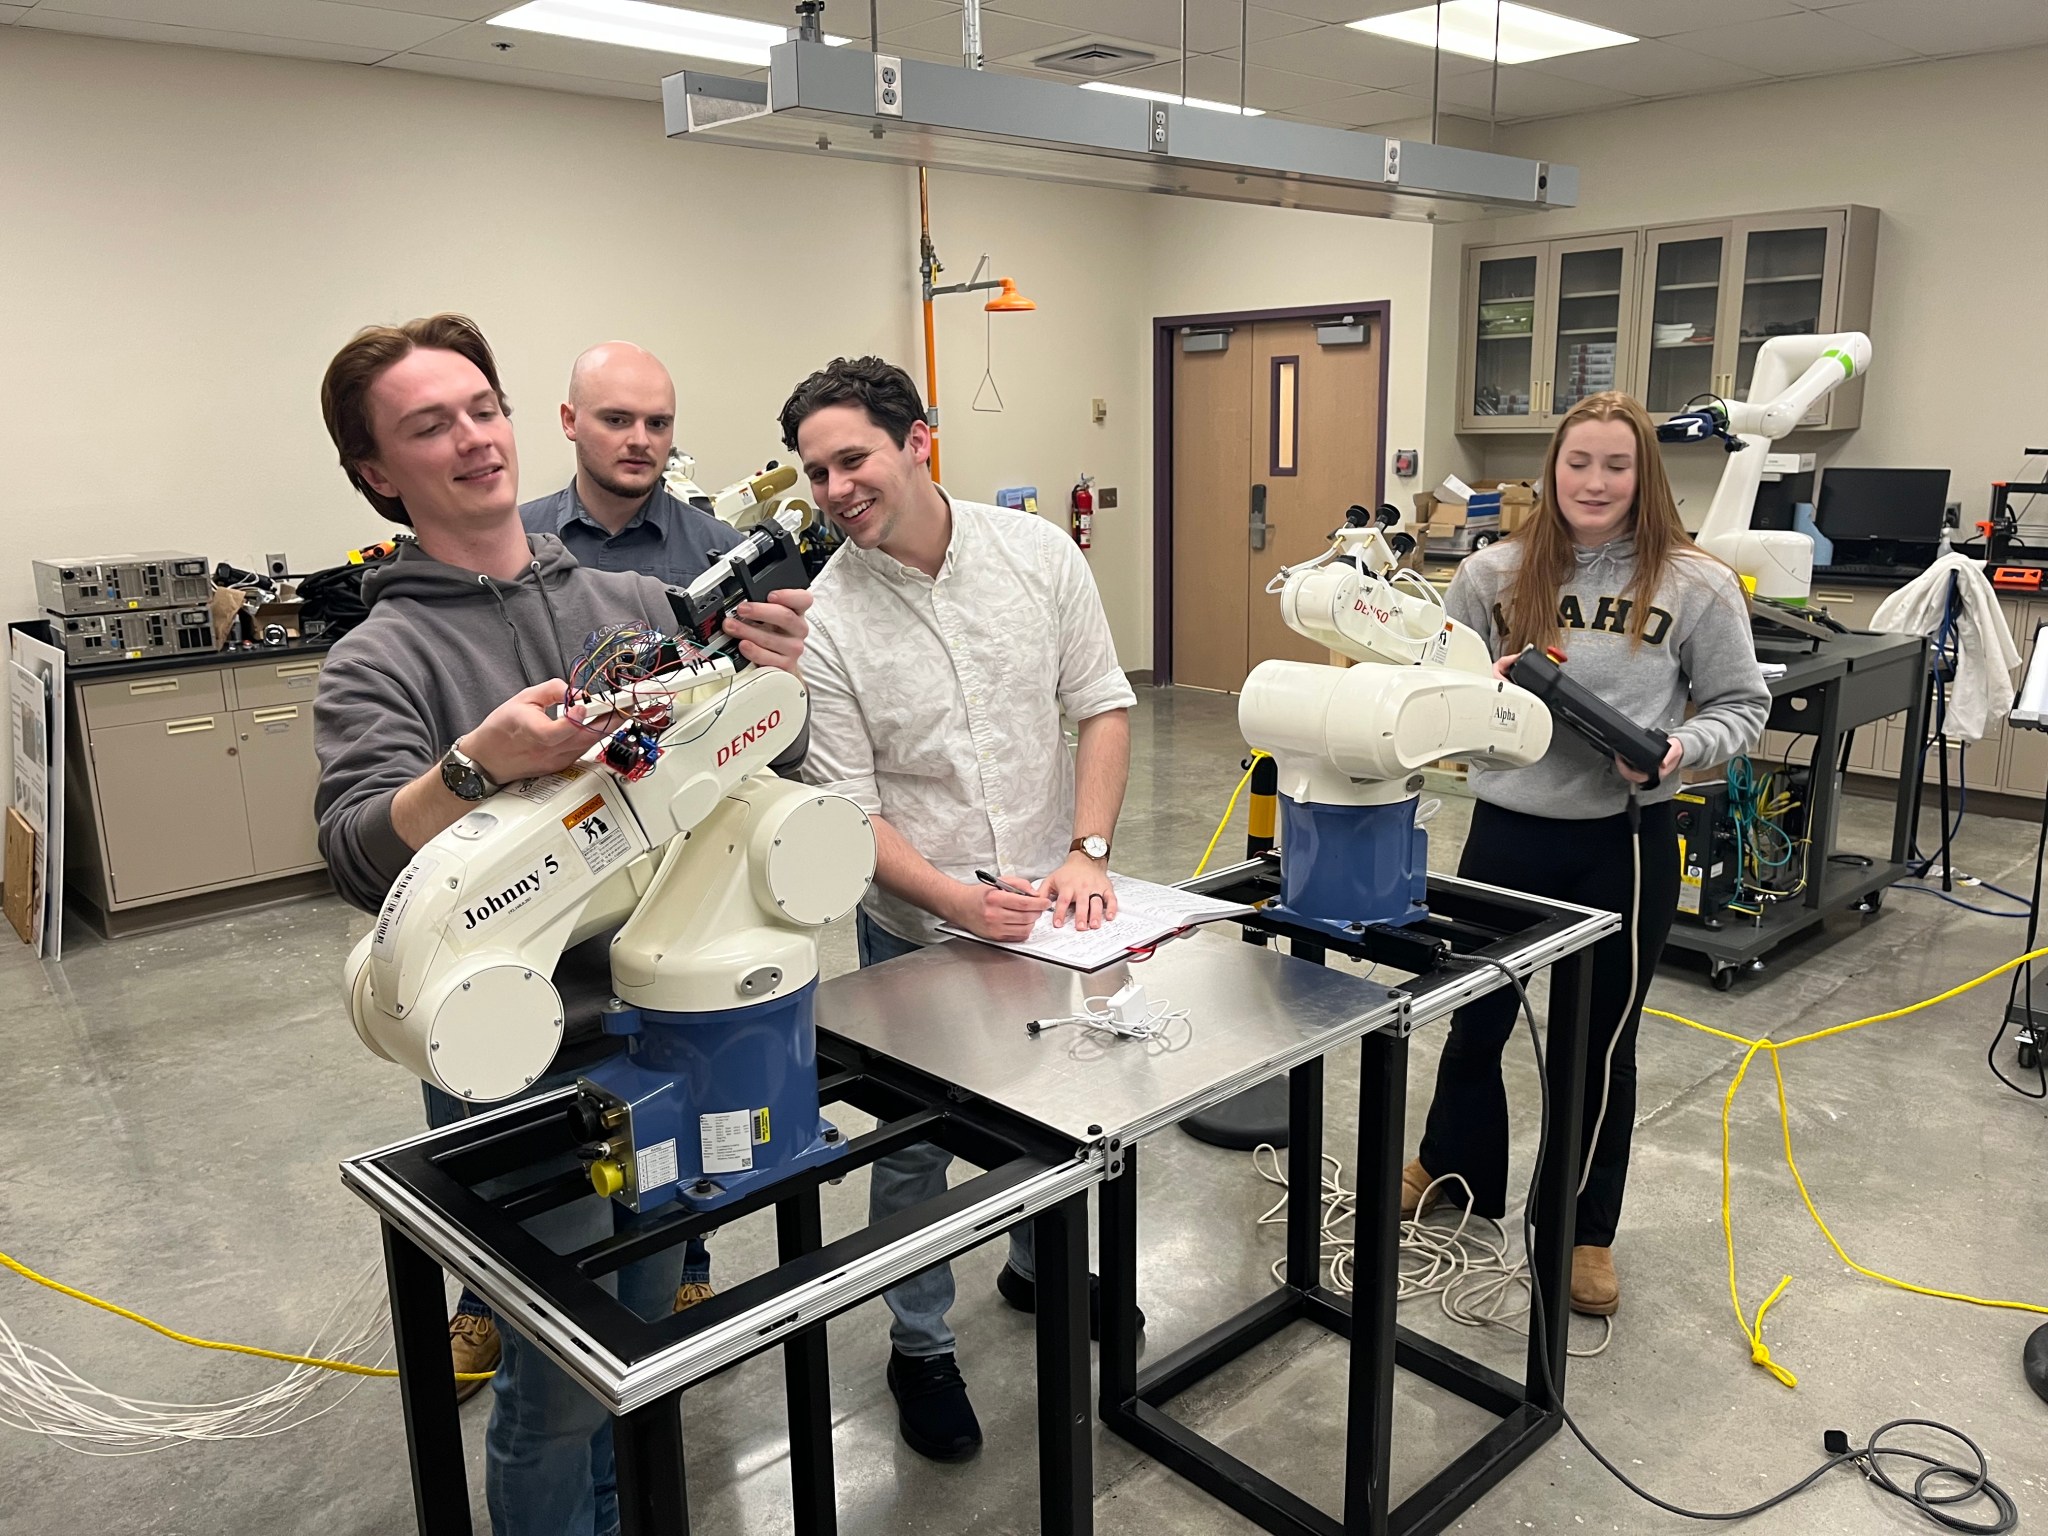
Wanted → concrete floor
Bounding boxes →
[3,685,2045,1535]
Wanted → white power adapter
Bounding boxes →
[1107,978,1150,1027]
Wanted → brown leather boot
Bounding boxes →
[1570,1245,1619,1316]
[1400,1158,1437,1219]
[674,1280,716,1313]
[448,1312,499,1404]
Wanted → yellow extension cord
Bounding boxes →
[0,1250,493,1382]
[1649,946,2048,1389]
[1192,752,1268,879]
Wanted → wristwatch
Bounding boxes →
[1071,834,1110,862]
[440,740,498,803]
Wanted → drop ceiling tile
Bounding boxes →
[36,0,464,49]
[1527,0,1803,39]
[379,49,662,97]
[1394,62,1637,117]
[18,6,391,59]
[1217,25,1492,88]
[1297,86,1424,125]
[673,0,959,33]
[1255,0,1429,26]
[885,7,1075,60]
[1664,8,1914,75]
[1814,0,2048,57]
[0,4,27,20]
[1109,51,1362,108]
[406,17,722,81]
[980,0,1314,55]
[1521,35,1772,95]
[338,0,511,18]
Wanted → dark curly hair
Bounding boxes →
[778,356,927,452]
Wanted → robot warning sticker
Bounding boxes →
[700,1110,755,1174]
[635,1137,680,1191]
[562,796,632,877]
[503,772,578,806]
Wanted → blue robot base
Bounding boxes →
[581,979,849,1215]
[1266,795,1431,938]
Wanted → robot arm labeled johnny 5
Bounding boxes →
[1241,515,1552,809]
[1657,331,1872,601]
[345,527,875,1105]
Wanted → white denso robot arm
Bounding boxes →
[345,660,875,1102]
[1665,331,1872,601]
[1245,525,1551,808]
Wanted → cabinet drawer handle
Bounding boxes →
[275,662,321,680]
[251,706,299,724]
[165,716,217,735]
[128,679,181,696]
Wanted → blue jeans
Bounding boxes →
[856,912,1033,1359]
[422,1070,704,1536]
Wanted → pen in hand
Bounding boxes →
[975,868,1035,895]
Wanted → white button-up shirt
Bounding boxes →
[799,493,1137,944]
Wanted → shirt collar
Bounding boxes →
[848,485,964,584]
[561,478,665,542]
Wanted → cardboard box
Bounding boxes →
[1470,478,1539,533]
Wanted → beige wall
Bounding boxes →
[1426,46,2048,527]
[0,24,1446,702]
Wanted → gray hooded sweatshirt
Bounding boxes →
[1444,534,1770,819]
[313,534,673,914]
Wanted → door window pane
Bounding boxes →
[1473,254,1537,420]
[1271,357,1299,475]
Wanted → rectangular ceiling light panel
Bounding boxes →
[1347,1,1634,64]
[491,0,848,68]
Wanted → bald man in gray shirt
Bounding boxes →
[519,341,744,586]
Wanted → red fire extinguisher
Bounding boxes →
[1070,474,1094,551]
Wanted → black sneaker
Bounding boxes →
[995,1263,1144,1340]
[886,1349,983,1462]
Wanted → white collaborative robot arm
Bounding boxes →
[346,579,875,1104]
[1659,331,1872,600]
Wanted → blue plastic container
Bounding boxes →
[583,979,847,1214]
[1270,797,1429,935]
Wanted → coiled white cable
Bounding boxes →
[1250,1150,1612,1357]
[0,1261,391,1454]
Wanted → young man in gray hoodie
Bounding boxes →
[314,314,809,1536]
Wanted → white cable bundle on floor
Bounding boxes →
[1251,1149,1611,1358]
[0,1261,391,1454]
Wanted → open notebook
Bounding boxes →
[937,872,1255,972]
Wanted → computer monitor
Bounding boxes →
[1815,468,1950,545]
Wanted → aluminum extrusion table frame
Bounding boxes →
[343,1054,1099,1536]
[1097,860,1619,1536]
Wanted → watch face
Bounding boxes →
[442,753,489,802]
[1083,836,1109,859]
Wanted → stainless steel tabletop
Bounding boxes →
[816,924,1406,1148]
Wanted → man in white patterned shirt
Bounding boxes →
[782,356,1135,1463]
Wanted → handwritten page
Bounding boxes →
[938,873,1254,971]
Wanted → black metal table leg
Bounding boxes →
[1034,1189,1093,1536]
[615,1391,689,1536]
[776,1188,837,1536]
[382,1222,472,1536]
[1527,949,1592,1410]
[1285,1058,1325,1291]
[1097,1143,1141,1419]
[1342,1028,1408,1536]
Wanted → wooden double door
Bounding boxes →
[1170,314,1384,693]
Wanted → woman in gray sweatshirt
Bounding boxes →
[1404,391,1769,1318]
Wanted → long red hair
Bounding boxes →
[1497,391,1708,654]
